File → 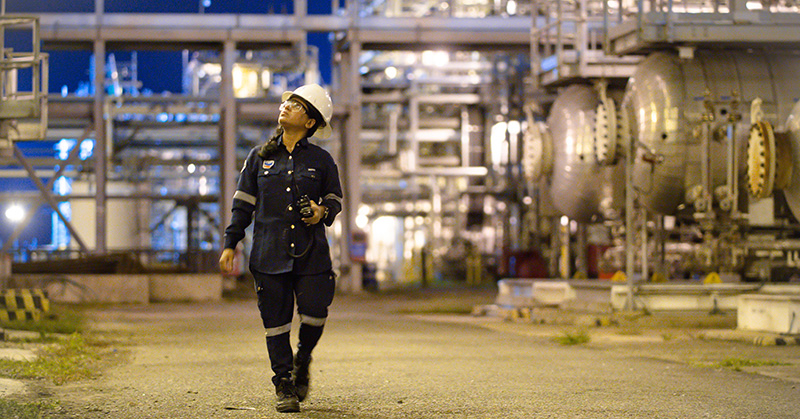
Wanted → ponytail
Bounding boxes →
[258,127,284,158]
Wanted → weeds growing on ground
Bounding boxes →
[553,330,591,345]
[616,327,643,336]
[0,399,57,419]
[0,333,101,384]
[0,304,100,385]
[712,358,791,372]
[0,306,86,338]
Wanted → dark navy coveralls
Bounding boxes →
[223,136,343,385]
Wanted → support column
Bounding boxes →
[640,209,648,282]
[93,39,107,254]
[294,0,306,17]
[548,218,559,277]
[219,41,237,247]
[338,17,363,293]
[624,118,636,309]
[408,94,419,171]
[576,222,587,277]
[558,216,570,279]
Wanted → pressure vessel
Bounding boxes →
[546,84,625,222]
[624,50,800,214]
[780,100,800,220]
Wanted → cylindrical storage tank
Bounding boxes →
[546,84,625,222]
[780,100,800,220]
[625,50,800,215]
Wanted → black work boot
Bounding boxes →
[292,352,312,402]
[275,377,300,413]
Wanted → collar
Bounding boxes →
[277,134,310,149]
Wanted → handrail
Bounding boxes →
[0,14,47,140]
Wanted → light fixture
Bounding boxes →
[5,204,25,223]
[507,0,518,15]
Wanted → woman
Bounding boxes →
[219,83,343,413]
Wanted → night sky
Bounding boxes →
[5,0,338,93]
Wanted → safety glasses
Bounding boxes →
[280,100,307,114]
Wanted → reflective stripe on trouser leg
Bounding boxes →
[299,314,326,327]
[265,322,292,337]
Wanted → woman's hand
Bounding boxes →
[219,248,236,273]
[302,202,327,226]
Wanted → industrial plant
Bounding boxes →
[1,0,799,334]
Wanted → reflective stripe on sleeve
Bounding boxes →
[233,190,257,206]
[299,314,326,327]
[264,322,292,337]
[323,193,342,204]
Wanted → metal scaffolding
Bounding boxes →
[2,0,534,291]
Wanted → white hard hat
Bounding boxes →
[282,84,333,139]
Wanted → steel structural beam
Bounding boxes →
[46,97,348,127]
[38,13,530,50]
[338,22,363,293]
[0,192,220,202]
[218,41,237,251]
[607,12,800,56]
[0,128,90,253]
[9,144,90,252]
[93,39,107,253]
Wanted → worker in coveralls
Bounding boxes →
[219,83,343,413]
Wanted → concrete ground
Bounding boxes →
[5,286,800,418]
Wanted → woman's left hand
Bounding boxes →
[302,201,326,225]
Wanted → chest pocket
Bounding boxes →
[257,169,285,196]
[297,168,321,195]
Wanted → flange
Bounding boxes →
[522,121,553,182]
[746,121,775,199]
[594,96,620,165]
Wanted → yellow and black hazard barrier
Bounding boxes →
[0,289,49,323]
[0,309,42,322]
[1,289,50,313]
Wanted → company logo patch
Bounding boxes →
[263,160,275,169]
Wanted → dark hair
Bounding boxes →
[294,96,325,138]
[257,126,283,158]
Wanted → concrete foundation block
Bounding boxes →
[496,279,537,307]
[149,274,223,302]
[37,274,150,304]
[496,279,577,307]
[738,293,800,334]
[611,284,746,311]
[533,281,577,306]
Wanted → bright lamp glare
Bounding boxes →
[5,205,25,223]
[355,214,369,229]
